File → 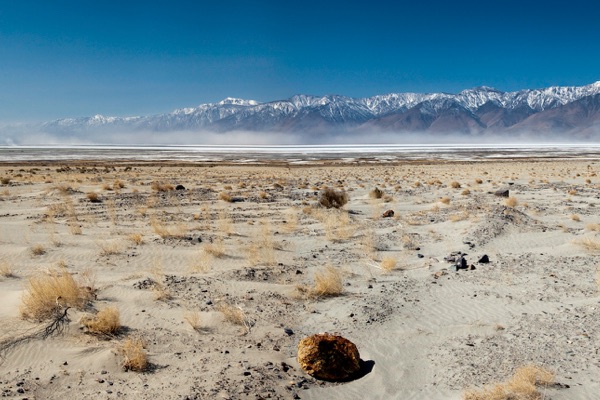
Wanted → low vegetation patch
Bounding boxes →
[300,265,344,298]
[463,364,554,400]
[81,306,121,336]
[319,188,349,209]
[119,336,148,371]
[21,268,94,320]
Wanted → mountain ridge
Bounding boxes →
[5,81,600,143]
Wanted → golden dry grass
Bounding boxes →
[450,181,461,188]
[96,240,124,256]
[203,237,226,258]
[218,191,233,202]
[150,218,188,239]
[217,302,251,333]
[119,336,148,371]
[585,223,600,231]
[0,261,15,278]
[505,196,518,207]
[20,268,93,320]
[218,302,246,326]
[81,306,121,336]
[570,214,581,222]
[310,265,343,297]
[440,196,451,205]
[151,181,174,192]
[575,236,600,252]
[246,221,277,266]
[184,310,204,331]
[463,364,554,400]
[380,257,397,273]
[128,233,144,245]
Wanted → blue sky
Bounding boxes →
[1,0,599,122]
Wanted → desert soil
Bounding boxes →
[0,159,599,399]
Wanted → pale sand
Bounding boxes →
[0,159,599,399]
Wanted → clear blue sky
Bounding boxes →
[1,0,599,122]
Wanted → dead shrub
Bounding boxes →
[369,187,384,199]
[319,188,348,209]
[30,244,46,256]
[20,268,94,320]
[86,192,102,203]
[151,181,174,192]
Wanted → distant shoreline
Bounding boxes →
[1,144,599,166]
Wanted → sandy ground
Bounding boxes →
[0,159,599,399]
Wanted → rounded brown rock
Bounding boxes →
[297,333,361,381]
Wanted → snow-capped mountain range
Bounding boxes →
[11,81,600,141]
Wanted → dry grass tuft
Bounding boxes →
[20,268,94,320]
[218,191,233,202]
[369,187,384,199]
[310,265,343,298]
[380,257,397,273]
[203,237,226,258]
[128,233,144,245]
[319,188,349,209]
[184,310,204,332]
[463,364,554,400]
[246,221,278,266]
[450,181,461,188]
[97,240,124,256]
[0,177,10,185]
[505,196,518,207]
[461,189,471,196]
[150,217,188,239]
[113,179,125,190]
[119,336,148,371]
[217,302,251,333]
[81,306,121,336]
[585,223,600,231]
[30,244,46,256]
[0,261,16,278]
[86,191,102,203]
[440,196,451,205]
[575,236,600,252]
[151,181,174,192]
[570,214,581,222]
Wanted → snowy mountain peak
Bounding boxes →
[26,80,600,139]
[217,97,259,106]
